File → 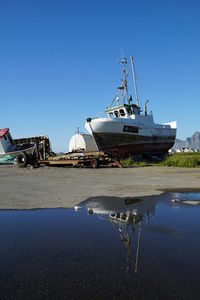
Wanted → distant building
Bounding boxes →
[169,147,197,154]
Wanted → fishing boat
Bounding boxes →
[85,55,177,158]
[0,128,35,159]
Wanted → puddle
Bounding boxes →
[0,193,200,299]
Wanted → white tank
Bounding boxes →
[69,134,98,152]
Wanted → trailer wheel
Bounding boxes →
[28,154,36,165]
[91,158,99,169]
[17,152,28,168]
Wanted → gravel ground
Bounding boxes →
[0,165,200,209]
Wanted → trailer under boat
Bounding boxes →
[13,136,122,168]
[36,151,122,168]
[0,128,121,169]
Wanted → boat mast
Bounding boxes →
[130,56,139,107]
[123,66,129,104]
[119,56,129,104]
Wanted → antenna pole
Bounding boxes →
[130,56,139,107]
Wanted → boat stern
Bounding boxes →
[164,121,177,129]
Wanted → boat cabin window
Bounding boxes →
[119,109,125,117]
[109,112,114,118]
[4,135,7,141]
[114,110,119,118]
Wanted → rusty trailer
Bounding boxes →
[15,136,122,169]
[37,151,122,168]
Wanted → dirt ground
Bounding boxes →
[0,165,200,209]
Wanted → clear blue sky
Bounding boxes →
[0,0,199,151]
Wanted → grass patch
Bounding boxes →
[159,153,200,168]
[121,153,200,168]
[121,156,151,167]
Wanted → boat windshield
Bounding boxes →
[114,111,119,118]
[119,109,125,117]
[109,112,114,118]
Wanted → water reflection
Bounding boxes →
[78,195,160,273]
[1,193,200,299]
[171,192,200,205]
[77,193,200,273]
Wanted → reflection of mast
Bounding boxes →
[109,212,143,273]
[119,223,131,272]
[135,220,142,273]
[119,222,137,273]
[110,214,133,272]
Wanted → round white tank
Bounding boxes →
[69,134,98,152]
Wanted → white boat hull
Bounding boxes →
[85,117,176,157]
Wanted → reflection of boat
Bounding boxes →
[81,195,157,217]
[78,195,158,273]
[85,55,176,158]
[0,128,35,159]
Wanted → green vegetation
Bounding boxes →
[121,152,200,168]
[159,152,200,168]
[121,156,150,167]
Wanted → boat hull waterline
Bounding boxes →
[86,118,176,158]
[92,132,175,157]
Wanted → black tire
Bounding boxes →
[28,154,36,165]
[91,158,99,169]
[17,152,28,168]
